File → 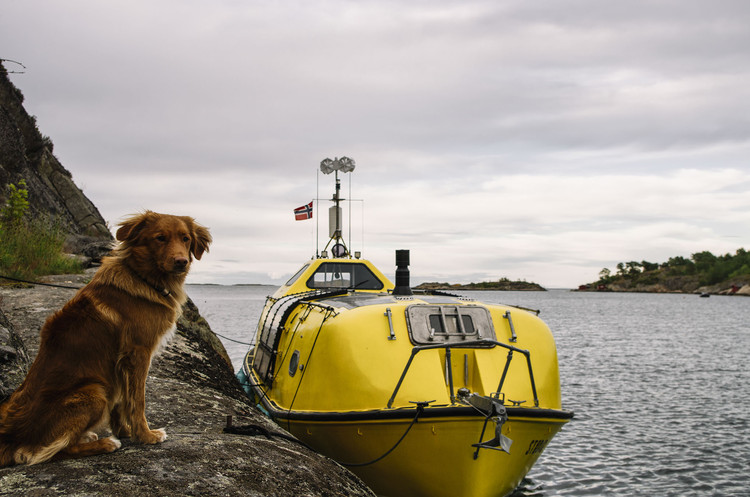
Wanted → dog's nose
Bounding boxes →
[174,257,189,270]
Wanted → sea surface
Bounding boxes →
[186,285,750,496]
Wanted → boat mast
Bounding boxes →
[319,156,355,258]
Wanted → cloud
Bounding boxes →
[3,0,750,288]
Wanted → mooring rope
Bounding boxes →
[223,423,310,446]
[0,274,82,290]
[223,405,425,468]
[212,332,253,346]
[223,415,314,451]
[0,274,255,348]
[338,402,428,467]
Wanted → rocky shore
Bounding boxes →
[0,270,375,497]
[576,276,750,296]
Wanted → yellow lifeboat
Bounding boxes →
[237,158,572,497]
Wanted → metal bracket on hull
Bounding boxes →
[457,388,513,458]
[503,310,517,342]
[384,307,396,340]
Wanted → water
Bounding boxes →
[185,285,750,496]
[186,284,272,369]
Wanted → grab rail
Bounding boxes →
[386,340,539,408]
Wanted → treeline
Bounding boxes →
[597,249,750,287]
[460,278,544,291]
[415,277,545,291]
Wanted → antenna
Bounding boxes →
[0,59,26,74]
[319,157,355,258]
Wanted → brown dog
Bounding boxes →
[0,211,211,466]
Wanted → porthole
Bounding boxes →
[289,350,300,377]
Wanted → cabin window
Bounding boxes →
[406,305,496,345]
[428,313,476,334]
[285,264,310,286]
[306,263,384,290]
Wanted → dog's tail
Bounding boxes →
[0,436,72,467]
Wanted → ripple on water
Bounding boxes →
[189,287,750,496]
[510,292,750,497]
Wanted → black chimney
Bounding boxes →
[393,249,412,296]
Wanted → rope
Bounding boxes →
[0,274,254,347]
[236,376,274,411]
[234,367,430,467]
[213,331,253,346]
[223,405,426,468]
[339,402,428,467]
[0,274,82,290]
[223,421,314,451]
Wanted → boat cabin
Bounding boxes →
[273,258,394,298]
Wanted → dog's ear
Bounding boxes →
[188,220,212,260]
[116,211,155,242]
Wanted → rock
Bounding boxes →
[0,344,16,361]
[64,236,115,264]
[0,307,29,403]
[0,275,376,496]
[0,62,112,243]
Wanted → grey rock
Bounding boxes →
[0,273,375,496]
[0,62,112,244]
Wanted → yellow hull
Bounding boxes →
[286,414,567,497]
[238,256,573,497]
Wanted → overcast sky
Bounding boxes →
[3,0,750,288]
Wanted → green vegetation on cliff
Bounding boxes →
[584,249,750,293]
[0,181,82,282]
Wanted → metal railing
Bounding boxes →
[386,340,539,408]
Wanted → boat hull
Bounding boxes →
[240,368,572,497]
[237,256,573,496]
[294,415,567,497]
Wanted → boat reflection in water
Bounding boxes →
[237,158,573,497]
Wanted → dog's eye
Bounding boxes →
[156,235,167,242]
[182,236,190,242]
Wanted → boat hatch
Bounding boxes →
[406,305,496,345]
[306,262,384,290]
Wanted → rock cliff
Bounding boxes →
[0,61,111,257]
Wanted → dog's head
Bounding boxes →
[116,211,212,275]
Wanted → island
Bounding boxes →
[577,250,750,295]
[415,278,546,291]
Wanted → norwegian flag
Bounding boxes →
[294,201,313,221]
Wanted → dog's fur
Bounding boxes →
[0,211,211,466]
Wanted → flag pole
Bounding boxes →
[315,167,319,258]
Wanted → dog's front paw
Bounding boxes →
[104,436,122,452]
[139,428,167,444]
[152,428,167,443]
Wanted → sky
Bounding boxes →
[2,0,750,288]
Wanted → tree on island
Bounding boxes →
[592,248,750,290]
